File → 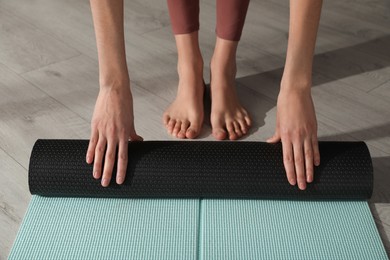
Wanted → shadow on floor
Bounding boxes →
[232,35,390,130]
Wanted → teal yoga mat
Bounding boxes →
[9,197,388,259]
[8,140,388,259]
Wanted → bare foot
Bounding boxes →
[210,39,251,140]
[163,61,204,139]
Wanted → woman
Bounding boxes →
[86,0,322,191]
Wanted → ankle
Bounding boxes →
[178,57,203,77]
[210,55,237,84]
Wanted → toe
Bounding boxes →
[238,118,248,135]
[178,121,190,139]
[244,115,252,127]
[211,119,227,140]
[172,120,182,137]
[233,121,243,138]
[167,119,176,134]
[212,127,227,140]
[163,113,170,126]
[227,122,237,140]
[186,123,201,139]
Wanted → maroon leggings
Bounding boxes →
[167,0,250,41]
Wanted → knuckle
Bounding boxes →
[118,127,127,138]
[280,126,288,134]
[107,126,117,136]
[97,145,105,153]
[119,153,127,161]
[284,155,293,163]
[305,150,313,158]
[295,156,303,164]
[91,119,98,128]
[106,152,115,160]
[89,137,97,144]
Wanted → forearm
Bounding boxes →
[90,0,129,88]
[282,0,323,90]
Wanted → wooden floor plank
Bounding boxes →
[0,9,79,74]
[0,64,90,168]
[0,148,30,259]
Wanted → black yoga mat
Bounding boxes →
[28,139,373,199]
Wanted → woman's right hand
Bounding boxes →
[86,82,142,187]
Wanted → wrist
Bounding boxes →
[281,71,312,93]
[280,80,312,96]
[282,54,313,91]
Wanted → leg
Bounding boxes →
[210,0,251,140]
[216,0,250,41]
[164,1,204,139]
[267,0,323,190]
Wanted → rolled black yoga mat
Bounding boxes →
[29,139,373,199]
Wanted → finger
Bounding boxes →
[101,139,116,187]
[116,140,128,185]
[312,136,320,166]
[267,130,281,143]
[282,139,296,186]
[93,135,106,180]
[129,130,143,142]
[86,128,98,164]
[293,140,306,190]
[304,138,314,183]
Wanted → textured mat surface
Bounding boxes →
[29,139,373,199]
[9,196,199,260]
[9,197,388,259]
[201,199,388,260]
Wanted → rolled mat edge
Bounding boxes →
[28,139,373,200]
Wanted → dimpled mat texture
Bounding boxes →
[201,199,387,260]
[9,197,199,260]
[8,140,388,259]
[29,140,373,199]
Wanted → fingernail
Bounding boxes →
[93,171,98,179]
[299,182,306,190]
[290,178,296,186]
[86,156,90,163]
[117,176,124,184]
[307,176,313,183]
[102,178,109,187]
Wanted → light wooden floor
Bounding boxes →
[0,0,389,258]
